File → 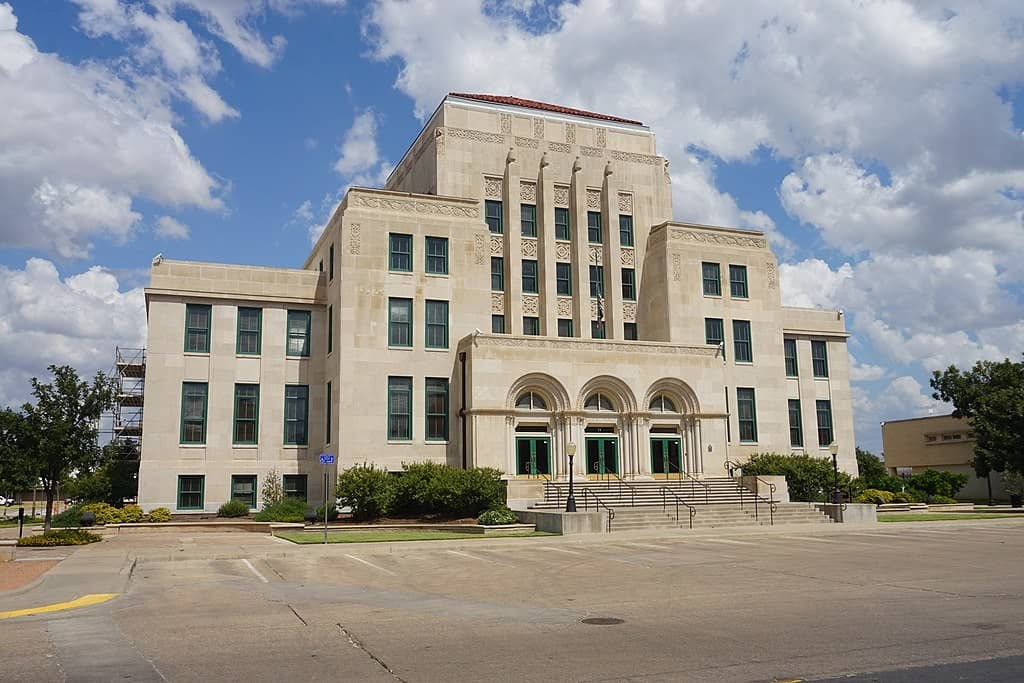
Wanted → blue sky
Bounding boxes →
[1,1,1023,455]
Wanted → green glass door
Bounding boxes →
[650,438,682,475]
[585,437,618,475]
[516,437,551,476]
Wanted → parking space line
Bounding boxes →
[696,537,755,546]
[241,558,268,583]
[537,546,585,555]
[445,549,514,567]
[344,554,397,576]
[625,542,673,551]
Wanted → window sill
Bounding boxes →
[425,440,450,445]
[734,361,754,366]
[702,294,722,299]
[388,270,414,275]
[235,354,261,359]
[425,272,449,278]
[285,356,311,360]
[179,443,206,448]
[386,440,415,445]
[786,374,799,379]
[388,346,413,351]
[183,352,210,357]
[282,444,308,449]
[232,444,258,449]
[425,347,450,353]
[814,376,830,380]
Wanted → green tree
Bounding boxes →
[856,447,888,487]
[930,356,1024,478]
[739,453,853,502]
[63,440,140,506]
[907,469,969,502]
[21,366,116,530]
[0,408,36,500]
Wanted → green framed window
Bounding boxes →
[591,320,606,339]
[491,257,504,291]
[491,315,505,334]
[231,474,256,509]
[388,376,412,440]
[557,318,573,337]
[283,474,307,501]
[736,387,757,443]
[556,262,572,296]
[729,264,748,298]
[485,200,503,234]
[522,260,538,294]
[789,399,803,447]
[388,298,412,347]
[284,385,308,445]
[177,475,204,510]
[555,207,570,240]
[286,310,311,357]
[521,203,537,237]
[733,320,752,362]
[329,243,335,281]
[425,236,448,275]
[232,384,259,445]
[589,265,604,297]
[784,338,798,377]
[236,307,261,355]
[702,262,721,296]
[816,399,834,446]
[705,317,724,359]
[326,381,332,444]
[619,214,634,247]
[184,304,211,353]
[327,305,333,354]
[622,268,636,300]
[180,382,208,444]
[425,300,449,349]
[587,211,602,244]
[425,378,449,441]
[523,316,540,336]
[812,340,829,377]
[389,233,412,272]
[624,322,638,340]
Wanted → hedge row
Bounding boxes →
[17,529,103,546]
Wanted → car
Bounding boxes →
[0,496,10,506]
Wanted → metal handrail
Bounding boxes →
[660,486,696,529]
[580,488,615,532]
[723,459,741,477]
[749,476,778,525]
[665,460,709,505]
[543,480,563,504]
[609,472,637,507]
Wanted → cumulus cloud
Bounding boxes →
[334,109,381,176]
[154,215,190,239]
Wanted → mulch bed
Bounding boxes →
[0,559,61,593]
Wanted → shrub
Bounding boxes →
[81,502,119,525]
[119,504,145,523]
[17,529,102,546]
[253,497,308,522]
[739,453,853,502]
[928,495,958,505]
[336,464,395,520]
[50,505,84,528]
[856,489,895,505]
[432,467,506,517]
[315,503,340,521]
[147,507,172,523]
[907,469,968,501]
[891,491,916,504]
[393,461,448,515]
[477,507,518,525]
[217,500,250,518]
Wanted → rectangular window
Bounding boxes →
[231,474,256,509]
[491,314,505,334]
[491,257,504,291]
[388,298,412,347]
[705,318,725,359]
[327,305,333,354]
[520,203,537,237]
[485,200,503,234]
[733,320,752,363]
[329,243,335,281]
[523,316,540,336]
[284,385,309,445]
[624,322,638,340]
[388,376,412,440]
[784,338,798,377]
[619,214,634,247]
[425,300,449,349]
[180,382,208,444]
[621,268,636,300]
[556,262,572,296]
[555,207,570,240]
[522,260,538,294]
[318,259,323,273]
[812,340,829,378]
[184,304,211,353]
[177,475,204,510]
[587,211,602,244]
[283,474,307,501]
[737,388,757,443]
[788,399,803,448]
[557,318,573,337]
[817,400,834,446]
[702,262,721,296]
[389,233,412,272]
[326,381,332,444]
[286,310,311,357]
[589,265,604,297]
[236,307,261,355]
[729,264,748,298]
[232,384,259,445]
[425,378,449,441]
[425,236,448,275]
[591,320,606,339]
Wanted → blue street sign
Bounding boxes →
[319,453,335,465]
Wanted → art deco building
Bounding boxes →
[137,93,855,512]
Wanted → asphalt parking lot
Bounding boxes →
[2,519,1024,682]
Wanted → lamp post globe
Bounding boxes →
[566,442,578,513]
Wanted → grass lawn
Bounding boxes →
[0,517,43,527]
[879,513,1020,522]
[276,529,557,544]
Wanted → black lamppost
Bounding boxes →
[566,442,578,512]
[829,441,840,504]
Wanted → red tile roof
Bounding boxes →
[448,93,644,127]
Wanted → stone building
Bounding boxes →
[137,93,856,512]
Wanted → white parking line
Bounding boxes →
[241,558,268,583]
[444,549,511,567]
[626,543,673,551]
[537,546,585,555]
[696,537,755,546]
[344,554,397,576]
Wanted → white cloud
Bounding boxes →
[154,215,190,239]
[334,109,380,176]
[848,354,887,382]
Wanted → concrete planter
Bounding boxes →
[514,510,608,534]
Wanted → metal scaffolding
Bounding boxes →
[112,346,145,444]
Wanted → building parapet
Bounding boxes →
[461,332,720,358]
[651,221,770,251]
[781,306,847,336]
[147,258,323,304]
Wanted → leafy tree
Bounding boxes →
[856,447,888,487]
[931,356,1024,478]
[739,453,853,502]
[64,440,140,506]
[21,366,115,530]
[907,469,968,502]
[0,408,36,500]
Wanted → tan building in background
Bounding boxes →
[137,93,856,513]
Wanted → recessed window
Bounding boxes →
[556,262,572,296]
[232,384,259,445]
[624,322,638,340]
[736,388,757,443]
[587,211,602,244]
[816,399,833,446]
[516,391,548,410]
[184,304,211,353]
[389,233,412,272]
[705,318,725,359]
[729,264,748,298]
[388,298,412,347]
[491,314,505,334]
[425,236,448,275]
[702,262,721,296]
[812,340,829,378]
[649,395,677,412]
[733,320,752,363]
[231,475,256,509]
[425,378,449,441]
[326,381,332,444]
[522,260,538,294]
[180,382,208,444]
[555,207,570,240]
[485,200,503,234]
[784,338,798,377]
[788,399,803,448]
[387,376,412,440]
[584,393,615,411]
[619,214,633,247]
[425,300,449,349]
[236,307,261,355]
[283,474,307,501]
[523,316,540,336]
[284,385,308,445]
[589,265,604,297]
[521,203,537,237]
[327,305,333,354]
[591,320,606,339]
[177,475,204,510]
[329,243,335,281]
[286,310,311,357]
[621,268,636,301]
[557,318,573,337]
[491,257,504,291]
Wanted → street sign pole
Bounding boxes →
[318,453,335,545]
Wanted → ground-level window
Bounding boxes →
[736,387,757,443]
[231,474,256,509]
[177,475,204,510]
[425,378,449,441]
[816,399,833,446]
[788,399,803,447]
[388,376,412,440]
[283,474,308,501]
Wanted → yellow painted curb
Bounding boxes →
[0,593,119,620]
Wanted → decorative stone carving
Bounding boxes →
[589,245,602,265]
[500,113,512,134]
[474,335,718,356]
[348,223,361,255]
[623,302,637,321]
[664,158,671,183]
[540,152,549,168]
[620,248,634,266]
[595,128,606,148]
[553,185,570,206]
[491,292,505,313]
[521,238,538,258]
[522,295,539,315]
[670,229,767,249]
[586,189,601,210]
[581,146,603,157]
[506,147,517,164]
[490,234,503,256]
[515,136,540,149]
[534,118,544,139]
[565,122,576,144]
[484,176,502,199]
[573,156,583,173]
[617,193,633,213]
[520,182,536,202]
[434,128,445,158]
[609,150,662,165]
[548,142,571,153]
[766,261,778,289]
[448,127,506,144]
[554,242,571,261]
[350,194,479,218]
[474,234,486,265]
[672,254,681,281]
[556,297,572,317]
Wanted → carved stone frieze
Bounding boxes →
[521,238,538,258]
[553,185,570,206]
[500,113,511,134]
[595,128,607,148]
[609,150,662,165]
[484,176,502,199]
[672,254,681,281]
[617,192,633,213]
[348,223,361,254]
[490,234,503,256]
[350,194,479,218]
[548,142,571,153]
[589,245,602,265]
[620,248,634,266]
[515,136,540,149]
[448,127,506,144]
[580,146,603,157]
[522,295,539,315]
[556,297,572,317]
[586,189,601,210]
[565,122,576,144]
[520,182,536,202]
[670,229,767,249]
[554,242,571,261]
[474,234,486,265]
[766,261,778,289]
[491,292,505,313]
[534,118,544,139]
[623,302,637,321]
[473,334,718,356]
